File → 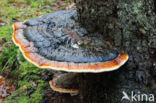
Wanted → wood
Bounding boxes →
[74,0,156,102]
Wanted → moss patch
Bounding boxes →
[0,0,74,102]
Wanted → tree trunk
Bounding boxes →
[74,0,156,103]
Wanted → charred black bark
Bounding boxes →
[74,0,156,103]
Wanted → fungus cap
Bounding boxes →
[12,10,129,73]
[49,73,79,94]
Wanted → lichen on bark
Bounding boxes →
[74,0,156,102]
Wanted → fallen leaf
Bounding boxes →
[0,20,7,27]
[0,76,15,102]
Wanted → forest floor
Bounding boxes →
[0,0,76,103]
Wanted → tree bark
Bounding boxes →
[74,0,156,103]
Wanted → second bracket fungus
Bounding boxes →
[49,73,79,95]
[13,10,129,94]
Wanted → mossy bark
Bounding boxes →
[74,0,156,103]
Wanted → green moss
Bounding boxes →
[30,80,47,103]
[0,45,18,72]
[4,91,30,103]
[0,45,48,103]
[0,25,12,40]
[4,80,47,103]
[0,41,49,102]
[0,0,73,102]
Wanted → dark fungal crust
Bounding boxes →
[23,10,118,63]
[13,10,129,73]
[49,73,79,93]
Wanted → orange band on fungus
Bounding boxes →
[49,75,79,94]
[13,22,129,73]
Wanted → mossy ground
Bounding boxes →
[0,0,72,102]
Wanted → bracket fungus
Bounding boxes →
[49,73,79,95]
[13,10,128,94]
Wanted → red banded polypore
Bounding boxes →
[13,22,128,73]
[12,10,129,94]
[49,73,79,95]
